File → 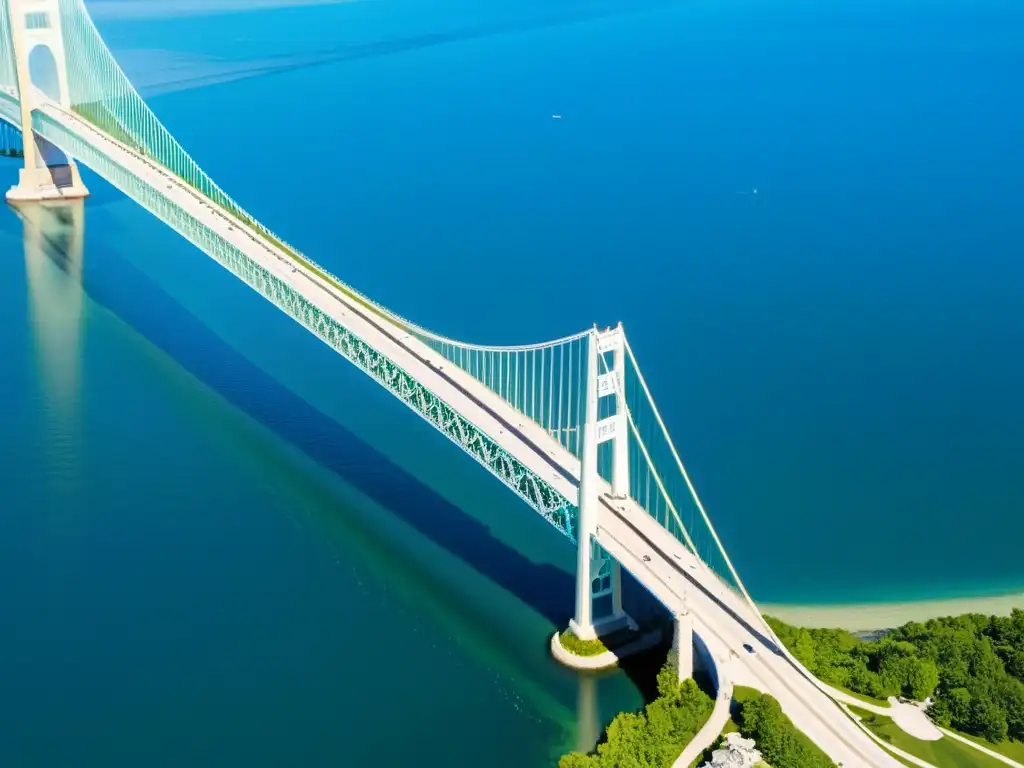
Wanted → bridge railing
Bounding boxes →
[423,332,595,458]
[4,0,780,640]
[0,1,16,96]
[55,0,598,402]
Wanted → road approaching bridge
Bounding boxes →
[1,1,911,764]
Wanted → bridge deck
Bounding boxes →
[19,98,902,767]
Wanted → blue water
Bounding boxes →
[1,0,1023,764]
[101,0,1024,602]
[1,187,636,764]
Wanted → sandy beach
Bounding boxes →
[762,591,1024,632]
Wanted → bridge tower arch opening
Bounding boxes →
[28,43,61,102]
[26,42,72,169]
[5,0,89,201]
[569,324,636,642]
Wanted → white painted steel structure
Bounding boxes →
[0,1,916,764]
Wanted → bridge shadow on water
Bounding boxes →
[17,199,676,713]
[20,201,595,629]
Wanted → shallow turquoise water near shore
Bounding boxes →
[1,0,1022,764]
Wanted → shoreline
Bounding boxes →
[762,591,1024,632]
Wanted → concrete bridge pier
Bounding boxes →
[672,607,694,682]
[7,154,89,202]
[5,0,89,202]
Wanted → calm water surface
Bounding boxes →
[1,0,1022,764]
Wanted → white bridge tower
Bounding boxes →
[5,0,88,201]
[569,323,636,641]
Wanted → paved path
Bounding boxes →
[826,687,942,741]
[674,672,734,767]
[830,684,1024,767]
[883,699,942,741]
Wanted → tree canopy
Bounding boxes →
[558,662,713,768]
[766,609,1024,745]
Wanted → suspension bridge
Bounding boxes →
[0,1,914,765]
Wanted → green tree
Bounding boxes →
[927,697,952,727]
[999,679,1024,741]
[558,753,596,768]
[656,660,682,700]
[877,640,919,698]
[765,613,1024,747]
[792,629,817,671]
[646,679,712,764]
[971,697,1009,743]
[559,660,712,768]
[595,711,658,767]
[946,687,973,727]
[848,660,885,699]
[1000,648,1024,681]
[906,658,940,700]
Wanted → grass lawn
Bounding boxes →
[732,685,762,705]
[851,708,1009,768]
[558,625,647,657]
[883,747,924,768]
[847,703,879,719]
[950,729,1024,764]
[558,630,608,657]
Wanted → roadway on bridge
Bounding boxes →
[597,495,903,767]
[35,97,904,768]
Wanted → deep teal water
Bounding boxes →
[0,189,637,763]
[1,0,1023,764]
